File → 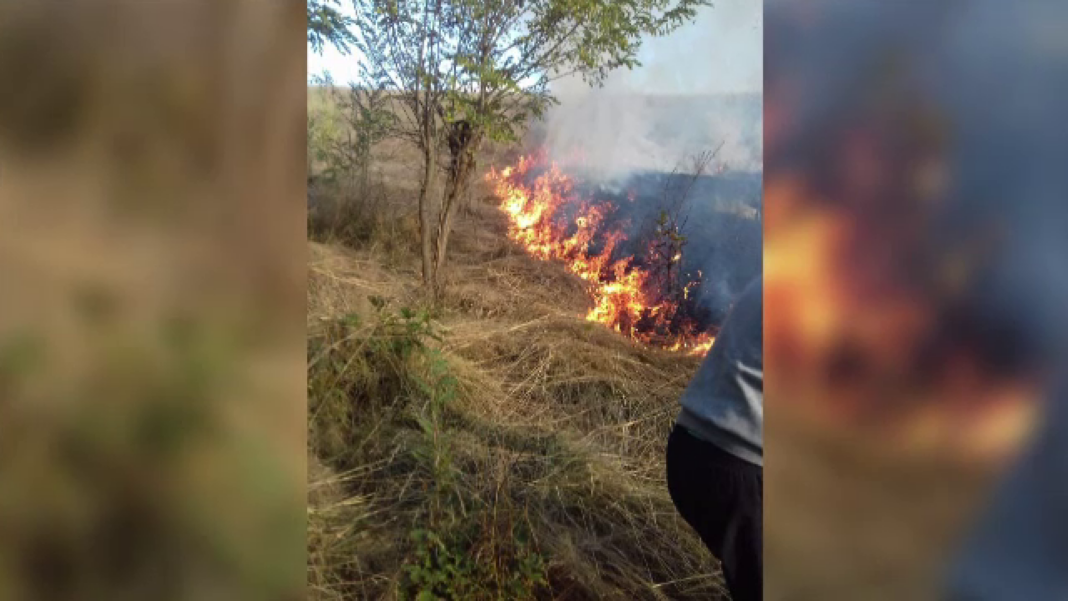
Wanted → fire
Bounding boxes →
[487,150,715,355]
[762,180,1040,458]
[762,146,1040,459]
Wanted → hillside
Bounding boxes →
[306,102,730,598]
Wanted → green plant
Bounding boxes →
[411,348,460,500]
[401,522,547,601]
[309,73,394,188]
[307,298,442,467]
[307,72,395,246]
[404,528,476,600]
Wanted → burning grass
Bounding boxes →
[486,150,716,356]
[307,169,724,598]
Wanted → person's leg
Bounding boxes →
[667,425,763,601]
[728,471,762,601]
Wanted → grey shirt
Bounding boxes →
[676,277,763,466]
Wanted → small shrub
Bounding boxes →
[401,521,548,601]
[308,299,559,601]
[307,72,396,249]
[307,298,440,466]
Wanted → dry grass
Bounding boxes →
[306,109,724,599]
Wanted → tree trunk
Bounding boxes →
[433,137,479,292]
[418,143,437,290]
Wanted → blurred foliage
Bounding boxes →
[0,1,306,599]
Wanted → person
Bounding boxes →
[667,276,763,601]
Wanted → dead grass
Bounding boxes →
[306,110,723,599]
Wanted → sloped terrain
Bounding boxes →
[306,146,729,599]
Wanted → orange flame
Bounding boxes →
[487,150,715,355]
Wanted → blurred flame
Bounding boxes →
[763,155,1039,459]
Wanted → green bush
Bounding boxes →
[307,300,552,600]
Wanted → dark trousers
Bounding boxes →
[667,424,763,601]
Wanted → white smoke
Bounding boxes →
[541,0,762,178]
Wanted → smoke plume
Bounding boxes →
[540,0,763,179]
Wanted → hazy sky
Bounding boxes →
[307,0,762,95]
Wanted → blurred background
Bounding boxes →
[0,1,306,599]
[764,0,1068,599]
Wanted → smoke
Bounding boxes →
[540,1,762,179]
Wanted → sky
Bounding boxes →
[307,0,762,96]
